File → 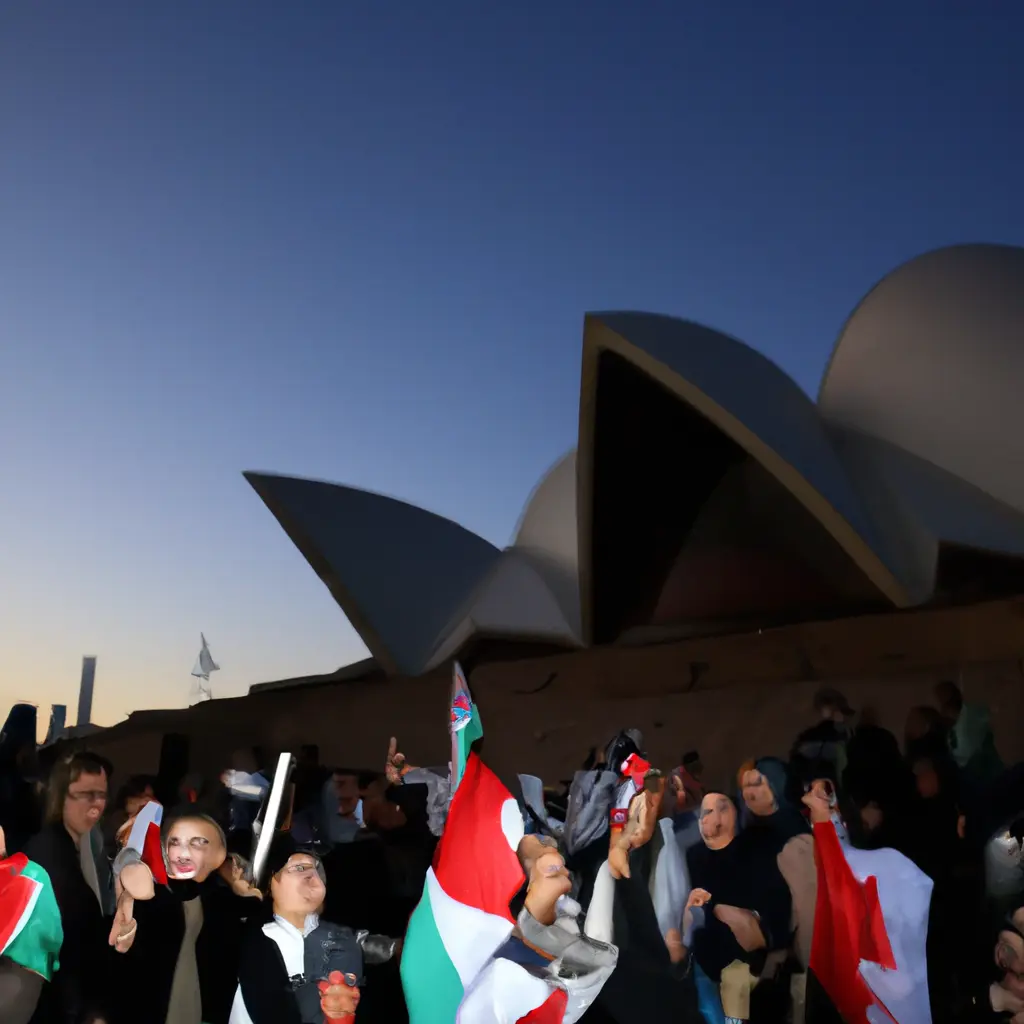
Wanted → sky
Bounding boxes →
[1,2,1022,732]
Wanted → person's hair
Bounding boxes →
[859,705,880,728]
[934,680,963,713]
[44,751,112,824]
[115,774,156,811]
[735,760,757,789]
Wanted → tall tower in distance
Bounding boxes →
[77,657,97,727]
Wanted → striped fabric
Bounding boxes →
[402,662,568,1024]
[125,799,168,884]
[1,853,63,981]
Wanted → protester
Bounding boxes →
[6,664,1021,1024]
[230,833,398,1024]
[786,688,854,802]
[23,752,117,1024]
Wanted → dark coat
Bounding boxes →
[24,823,117,1024]
[112,876,257,1024]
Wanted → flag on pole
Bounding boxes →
[191,634,220,682]
[449,661,482,791]
[808,819,933,1024]
[0,852,63,981]
[403,663,574,1024]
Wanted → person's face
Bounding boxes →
[64,769,108,838]
[740,769,777,817]
[125,787,154,818]
[333,774,360,816]
[699,794,737,850]
[913,760,940,800]
[270,853,326,917]
[164,817,226,881]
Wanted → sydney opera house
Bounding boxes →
[88,244,1024,784]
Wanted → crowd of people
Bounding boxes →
[0,675,1022,1024]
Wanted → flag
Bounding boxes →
[450,661,482,791]
[191,633,220,681]
[808,819,933,1024]
[123,800,167,885]
[401,748,527,1024]
[1,853,63,981]
[403,664,574,1024]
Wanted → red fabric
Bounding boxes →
[142,821,168,885]
[620,753,651,789]
[432,751,525,923]
[809,821,897,1024]
[0,854,34,951]
[516,987,568,1024]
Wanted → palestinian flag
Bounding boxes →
[450,660,483,790]
[1,853,63,981]
[808,819,933,1024]
[402,664,569,1024]
[124,799,168,885]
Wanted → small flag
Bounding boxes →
[1,853,63,981]
[450,661,482,791]
[123,800,168,885]
[191,633,220,681]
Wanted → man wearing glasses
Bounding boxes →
[23,752,116,1024]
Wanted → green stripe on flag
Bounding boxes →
[400,881,465,1024]
[4,860,62,981]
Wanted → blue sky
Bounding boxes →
[1,2,1021,729]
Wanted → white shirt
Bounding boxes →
[228,914,319,1024]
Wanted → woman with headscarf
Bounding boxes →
[685,792,792,1024]
[735,759,814,1022]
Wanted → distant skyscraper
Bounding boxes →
[77,657,96,727]
[45,705,67,744]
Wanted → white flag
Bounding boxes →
[191,633,220,681]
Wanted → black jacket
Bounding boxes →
[112,876,257,1024]
[24,823,117,1024]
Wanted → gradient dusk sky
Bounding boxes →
[2,3,1022,730]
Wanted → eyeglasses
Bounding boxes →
[67,789,107,804]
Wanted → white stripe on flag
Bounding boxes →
[458,956,555,1024]
[424,867,515,989]
[126,801,163,855]
[2,875,42,956]
[843,843,933,1024]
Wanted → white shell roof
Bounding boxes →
[249,244,1024,675]
[820,244,1024,515]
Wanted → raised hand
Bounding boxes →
[520,838,572,926]
[319,970,360,1020]
[385,736,407,785]
[119,861,155,902]
[108,889,137,952]
[801,780,834,825]
[219,855,262,899]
